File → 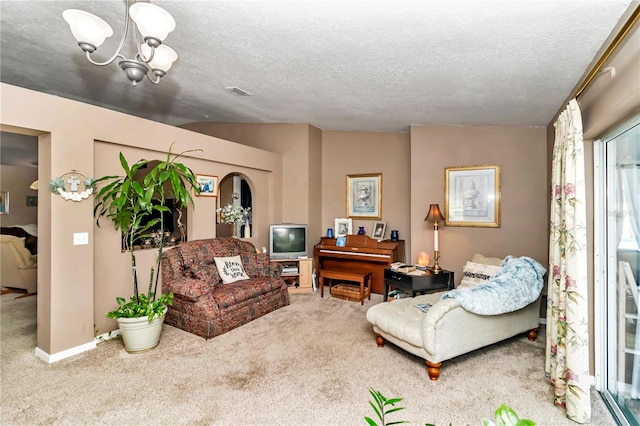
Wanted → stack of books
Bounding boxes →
[390,262,416,273]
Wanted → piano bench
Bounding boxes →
[319,270,372,305]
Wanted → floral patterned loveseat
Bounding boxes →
[161,238,290,339]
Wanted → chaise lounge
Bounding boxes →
[0,234,38,294]
[366,254,545,380]
[161,237,290,339]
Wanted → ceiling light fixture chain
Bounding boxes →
[63,0,177,86]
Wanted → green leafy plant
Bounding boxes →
[365,388,535,426]
[106,292,174,322]
[482,404,535,426]
[365,388,409,426]
[94,143,200,321]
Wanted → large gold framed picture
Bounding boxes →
[346,173,382,220]
[444,165,500,227]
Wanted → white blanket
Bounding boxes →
[441,256,546,315]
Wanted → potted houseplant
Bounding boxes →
[93,143,199,353]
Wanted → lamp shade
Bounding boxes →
[141,44,178,72]
[129,3,176,42]
[63,9,113,48]
[425,204,444,222]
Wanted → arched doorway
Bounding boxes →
[217,173,253,238]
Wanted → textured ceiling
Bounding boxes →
[0,0,636,134]
[0,132,38,168]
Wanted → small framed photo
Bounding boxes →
[444,165,501,227]
[336,236,347,247]
[0,191,8,214]
[334,218,353,237]
[26,195,37,207]
[346,173,382,219]
[196,174,218,197]
[371,221,386,240]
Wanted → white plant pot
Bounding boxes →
[116,308,167,354]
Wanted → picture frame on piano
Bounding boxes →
[334,218,352,237]
[346,173,382,219]
[371,221,386,240]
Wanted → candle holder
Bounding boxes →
[432,249,442,274]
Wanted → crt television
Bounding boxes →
[269,224,308,259]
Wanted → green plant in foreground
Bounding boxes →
[365,388,409,426]
[482,404,535,426]
[365,388,535,426]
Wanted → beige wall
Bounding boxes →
[307,126,323,249]
[180,122,322,254]
[1,83,283,357]
[322,131,412,256]
[580,13,640,140]
[0,165,38,226]
[411,126,549,285]
[181,123,549,282]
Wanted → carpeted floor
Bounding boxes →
[1,291,615,425]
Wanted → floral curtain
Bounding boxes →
[545,98,591,423]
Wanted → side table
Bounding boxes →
[383,268,454,301]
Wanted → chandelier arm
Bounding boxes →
[85,51,128,67]
[81,1,131,66]
[133,20,155,64]
[145,72,161,85]
[136,46,155,64]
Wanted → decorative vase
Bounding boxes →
[116,308,167,353]
[357,226,366,235]
[390,230,399,241]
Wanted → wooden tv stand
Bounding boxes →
[271,257,313,294]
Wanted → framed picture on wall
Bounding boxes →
[346,173,382,219]
[0,191,9,214]
[444,164,501,227]
[195,174,218,197]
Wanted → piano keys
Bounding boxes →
[314,235,402,295]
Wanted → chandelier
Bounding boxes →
[63,1,177,86]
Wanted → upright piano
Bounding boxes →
[314,235,402,295]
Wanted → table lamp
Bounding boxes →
[425,203,444,273]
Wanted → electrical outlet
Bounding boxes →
[73,232,89,245]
